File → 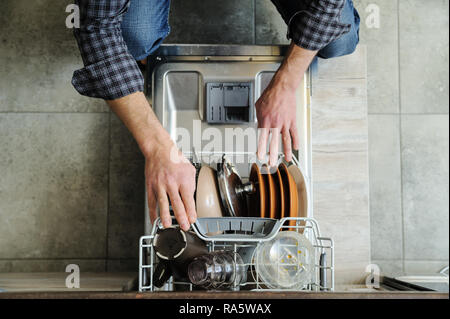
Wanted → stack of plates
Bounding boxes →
[195,160,308,223]
[247,163,308,226]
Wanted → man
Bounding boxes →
[72,0,360,231]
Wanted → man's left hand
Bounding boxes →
[255,42,317,166]
[256,80,299,166]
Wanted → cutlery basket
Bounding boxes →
[138,217,334,292]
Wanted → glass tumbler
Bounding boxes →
[188,250,247,289]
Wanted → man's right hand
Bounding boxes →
[144,135,197,231]
[107,92,197,232]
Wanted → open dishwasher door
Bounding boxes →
[144,45,313,234]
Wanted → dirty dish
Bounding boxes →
[153,227,208,283]
[196,166,223,218]
[188,250,247,289]
[249,163,266,218]
[217,156,247,217]
[254,231,314,290]
[261,164,276,218]
[278,165,290,220]
[280,163,299,227]
[288,165,309,232]
[272,167,284,220]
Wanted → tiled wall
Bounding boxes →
[311,47,371,284]
[0,0,448,277]
[353,0,449,275]
[0,0,144,272]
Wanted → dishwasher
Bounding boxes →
[138,45,334,292]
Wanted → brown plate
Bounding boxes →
[288,165,308,232]
[249,163,266,218]
[280,163,299,228]
[261,165,276,218]
[278,164,290,221]
[269,167,281,219]
[272,166,285,220]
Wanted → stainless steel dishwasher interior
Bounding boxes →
[144,45,312,234]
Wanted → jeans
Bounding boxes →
[318,0,360,59]
[121,0,360,61]
[121,0,171,61]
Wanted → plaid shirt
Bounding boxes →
[72,0,349,100]
[272,0,351,50]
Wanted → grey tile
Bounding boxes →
[0,260,106,273]
[371,260,404,276]
[399,0,449,114]
[107,115,145,259]
[353,0,400,113]
[404,260,449,275]
[165,0,255,44]
[255,0,289,45]
[401,115,449,260]
[368,115,403,260]
[0,113,109,259]
[0,0,107,112]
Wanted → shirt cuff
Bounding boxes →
[72,52,144,100]
[287,10,351,51]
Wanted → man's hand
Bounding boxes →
[256,76,299,165]
[108,92,197,231]
[256,43,317,166]
[144,135,197,231]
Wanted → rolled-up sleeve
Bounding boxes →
[271,0,351,51]
[72,0,144,100]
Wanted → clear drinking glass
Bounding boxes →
[188,250,247,289]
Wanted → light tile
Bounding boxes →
[368,115,403,260]
[402,115,449,260]
[312,47,371,284]
[399,0,449,113]
[165,0,255,44]
[0,113,109,259]
[404,260,449,275]
[353,0,400,113]
[316,46,367,81]
[371,259,404,276]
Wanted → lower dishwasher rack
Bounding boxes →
[139,217,334,292]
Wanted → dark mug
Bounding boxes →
[153,227,208,287]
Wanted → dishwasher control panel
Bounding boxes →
[206,82,254,124]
